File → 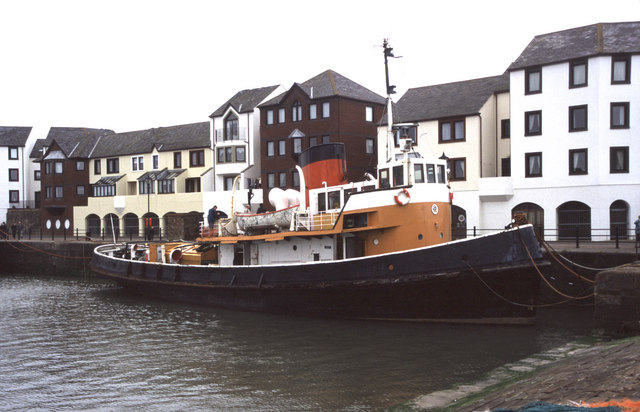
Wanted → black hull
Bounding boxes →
[91,226,544,324]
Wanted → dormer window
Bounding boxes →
[224,113,238,140]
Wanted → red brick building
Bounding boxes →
[36,127,114,235]
[258,70,385,206]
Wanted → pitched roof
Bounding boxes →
[36,127,115,160]
[508,22,640,71]
[393,73,509,124]
[210,85,281,118]
[90,122,210,158]
[0,126,32,147]
[261,69,386,106]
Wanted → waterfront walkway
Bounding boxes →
[412,336,640,411]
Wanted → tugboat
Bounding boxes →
[92,41,544,324]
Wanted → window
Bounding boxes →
[151,154,158,169]
[322,135,330,144]
[9,190,19,203]
[76,160,85,171]
[8,147,18,160]
[610,102,629,129]
[93,184,115,197]
[186,178,201,192]
[139,179,155,194]
[501,119,510,139]
[158,179,174,194]
[293,138,302,154]
[570,60,588,88]
[225,113,238,140]
[132,156,144,171]
[190,150,205,167]
[266,109,274,125]
[279,172,286,188]
[76,185,85,196]
[278,108,285,123]
[267,173,275,188]
[439,119,465,142]
[501,158,511,177]
[322,102,330,118]
[107,158,119,173]
[365,106,373,122]
[55,186,64,199]
[569,105,588,132]
[9,168,19,182]
[267,141,275,157]
[525,111,542,136]
[366,138,375,154]
[217,148,225,163]
[379,168,390,188]
[54,161,63,174]
[292,170,300,187]
[309,104,317,120]
[173,152,181,168]
[94,159,101,175]
[449,158,466,181]
[278,140,286,156]
[610,146,629,173]
[225,147,232,163]
[224,176,236,191]
[292,101,302,122]
[414,164,425,183]
[611,55,630,84]
[44,162,52,174]
[235,146,245,162]
[426,164,436,183]
[310,136,318,147]
[525,67,541,94]
[569,149,588,175]
[45,186,52,199]
[34,170,41,181]
[525,152,542,177]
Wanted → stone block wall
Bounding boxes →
[594,263,640,337]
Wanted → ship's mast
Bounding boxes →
[383,39,397,163]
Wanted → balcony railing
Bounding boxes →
[214,128,247,143]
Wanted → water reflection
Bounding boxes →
[0,275,593,411]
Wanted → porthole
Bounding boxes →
[418,234,423,240]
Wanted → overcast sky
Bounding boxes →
[1,0,639,136]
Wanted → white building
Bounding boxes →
[0,126,41,223]
[484,22,640,240]
[207,85,285,214]
[383,22,640,241]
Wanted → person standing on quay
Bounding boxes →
[635,214,640,244]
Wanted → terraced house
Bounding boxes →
[73,122,211,239]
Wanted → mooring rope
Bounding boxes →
[539,237,621,273]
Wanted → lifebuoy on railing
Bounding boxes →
[394,188,411,206]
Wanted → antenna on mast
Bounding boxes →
[382,39,401,162]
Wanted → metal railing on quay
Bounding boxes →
[3,227,165,243]
[463,226,637,250]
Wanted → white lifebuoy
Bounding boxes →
[394,188,411,206]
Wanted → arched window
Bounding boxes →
[451,205,466,240]
[610,200,629,239]
[86,214,101,238]
[104,213,120,239]
[557,201,591,240]
[123,213,139,238]
[512,202,544,239]
[224,113,238,141]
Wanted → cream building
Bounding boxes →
[73,122,211,239]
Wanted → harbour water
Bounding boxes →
[0,274,594,411]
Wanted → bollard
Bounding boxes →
[615,226,619,249]
[575,227,580,249]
